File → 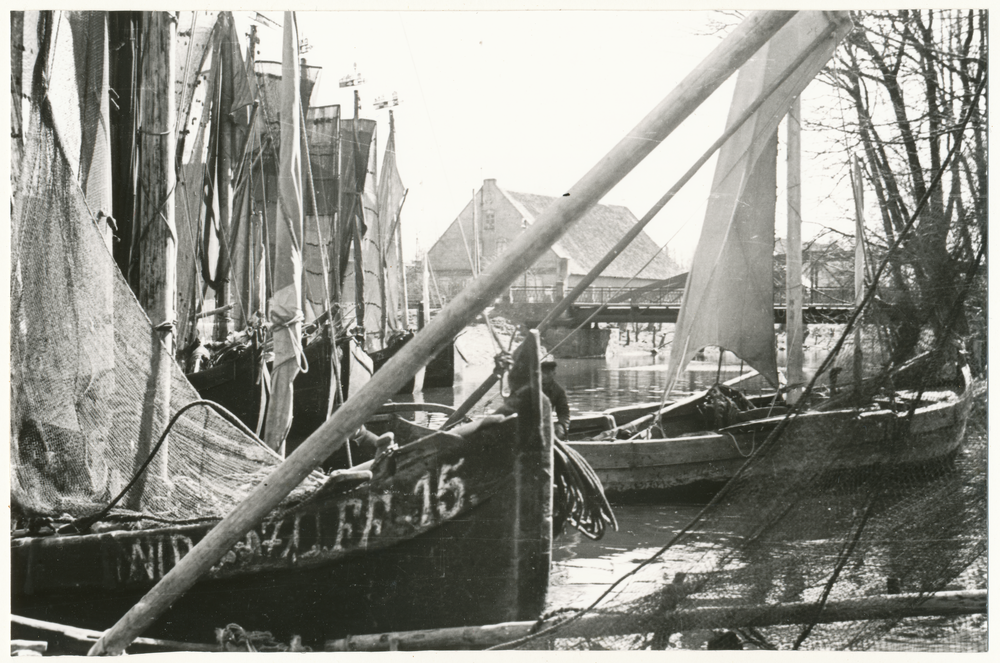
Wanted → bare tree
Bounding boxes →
[818,10,987,365]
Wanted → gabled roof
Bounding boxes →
[504,190,680,280]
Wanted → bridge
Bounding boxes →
[493,280,857,327]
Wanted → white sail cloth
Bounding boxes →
[667,11,853,389]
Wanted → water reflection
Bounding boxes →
[417,353,784,417]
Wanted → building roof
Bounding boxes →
[504,190,680,280]
[774,237,853,259]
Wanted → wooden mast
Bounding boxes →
[786,96,804,404]
[351,89,366,336]
[89,12,796,654]
[389,110,410,323]
[851,154,866,395]
[131,10,176,503]
[214,13,235,341]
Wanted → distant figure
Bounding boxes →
[494,349,571,440]
[541,357,571,440]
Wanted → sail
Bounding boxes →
[174,12,223,351]
[377,116,407,333]
[359,123,385,348]
[261,12,305,452]
[338,118,377,331]
[303,105,342,321]
[667,11,852,388]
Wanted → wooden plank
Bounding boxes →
[11,615,217,653]
[325,590,987,651]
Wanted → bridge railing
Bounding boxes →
[774,286,855,305]
[507,285,856,306]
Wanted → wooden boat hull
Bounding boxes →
[11,412,552,646]
[569,378,972,500]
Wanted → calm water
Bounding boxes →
[419,351,783,419]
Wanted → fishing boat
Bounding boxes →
[568,361,973,499]
[175,14,453,454]
[563,12,973,500]
[8,10,558,651]
[12,338,555,647]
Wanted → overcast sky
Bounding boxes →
[236,7,861,265]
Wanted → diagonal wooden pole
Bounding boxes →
[445,12,846,428]
[88,11,795,655]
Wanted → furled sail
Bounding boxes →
[359,122,386,348]
[667,11,853,389]
[377,114,408,333]
[261,12,305,453]
[303,104,342,321]
[174,11,222,351]
[338,118,378,332]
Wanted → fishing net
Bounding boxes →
[499,304,985,652]
[10,55,324,529]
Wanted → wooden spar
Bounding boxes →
[351,89,366,332]
[195,302,235,319]
[418,254,430,329]
[325,589,988,651]
[786,96,805,404]
[88,11,795,655]
[852,154,866,396]
[136,11,176,350]
[12,615,218,654]
[214,13,235,341]
[130,10,176,506]
[447,15,842,429]
[395,189,410,319]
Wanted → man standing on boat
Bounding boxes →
[495,350,571,440]
[541,356,571,440]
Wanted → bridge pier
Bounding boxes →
[541,325,611,359]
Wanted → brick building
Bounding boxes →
[426,179,682,303]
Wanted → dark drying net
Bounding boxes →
[10,71,325,529]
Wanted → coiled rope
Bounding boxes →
[553,438,618,540]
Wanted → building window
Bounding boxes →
[483,209,495,231]
[496,238,508,257]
